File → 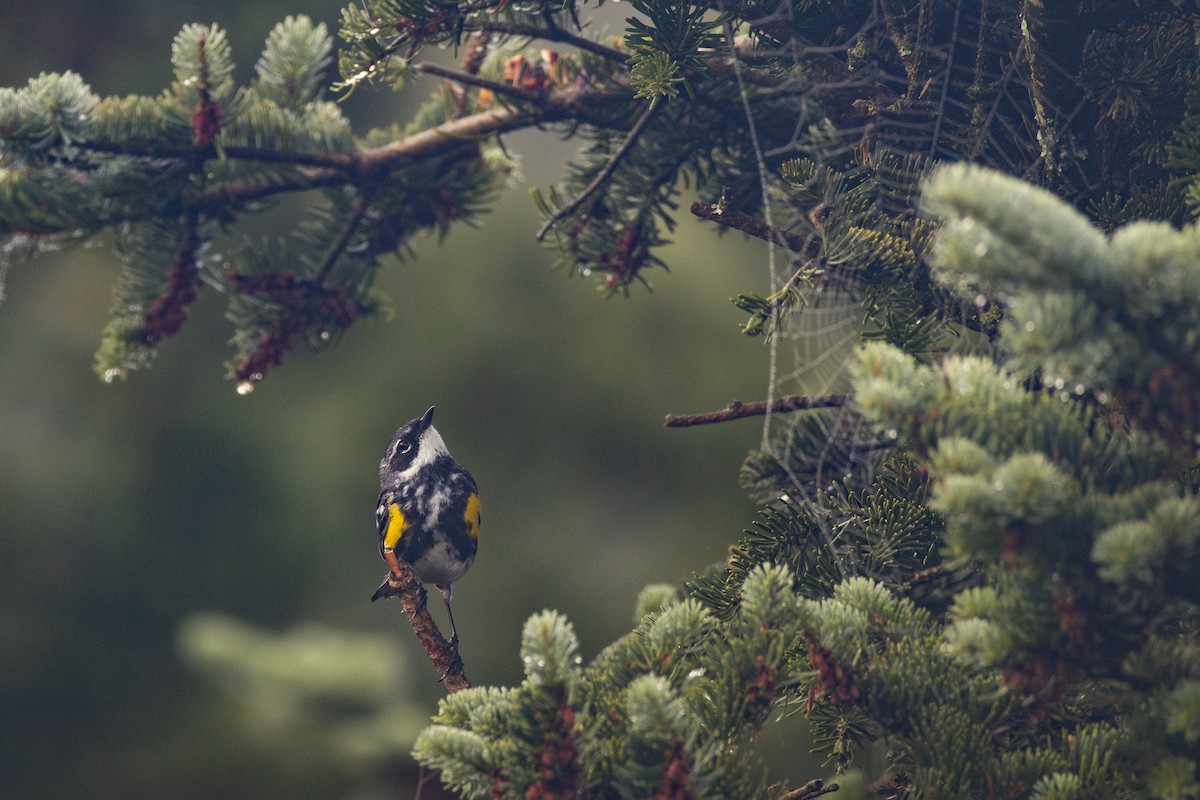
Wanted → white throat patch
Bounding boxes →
[399,426,448,480]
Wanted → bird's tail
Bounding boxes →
[371,575,404,602]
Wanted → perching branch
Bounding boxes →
[374,560,471,692]
[664,393,848,427]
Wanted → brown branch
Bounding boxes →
[536,100,660,240]
[664,394,848,427]
[192,84,602,210]
[778,780,839,800]
[690,199,818,255]
[339,82,621,172]
[352,96,571,173]
[375,560,471,692]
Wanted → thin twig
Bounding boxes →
[778,780,839,800]
[690,199,818,255]
[416,61,546,104]
[476,19,628,64]
[314,196,370,285]
[536,101,660,240]
[664,394,848,427]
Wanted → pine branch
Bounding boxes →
[68,83,619,222]
[214,85,600,194]
[664,394,848,427]
[190,84,601,212]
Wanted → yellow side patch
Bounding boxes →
[464,492,482,540]
[384,503,408,550]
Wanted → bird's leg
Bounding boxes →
[438,584,460,648]
[435,583,464,682]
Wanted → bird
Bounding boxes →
[372,406,480,646]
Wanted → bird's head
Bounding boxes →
[380,405,448,484]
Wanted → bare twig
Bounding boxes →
[314,196,370,285]
[374,559,471,692]
[416,61,546,104]
[536,101,660,240]
[778,780,839,800]
[664,394,848,427]
[690,199,818,255]
[476,19,628,64]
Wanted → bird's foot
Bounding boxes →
[438,643,464,683]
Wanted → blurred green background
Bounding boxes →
[0,2,778,797]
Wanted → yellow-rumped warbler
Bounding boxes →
[372,406,480,645]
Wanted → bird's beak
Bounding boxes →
[419,405,436,432]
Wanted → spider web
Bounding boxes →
[722,0,1051,502]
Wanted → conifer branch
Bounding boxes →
[189,84,606,213]
[664,394,848,427]
[79,84,617,220]
[536,100,660,240]
[690,199,817,254]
